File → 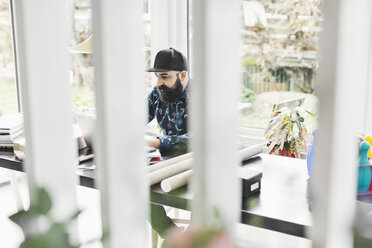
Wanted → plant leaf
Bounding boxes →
[21,234,52,248]
[268,141,277,153]
[35,187,52,215]
[50,223,78,248]
[295,120,303,135]
[305,110,314,117]
[66,210,82,223]
[290,138,304,158]
[9,210,28,225]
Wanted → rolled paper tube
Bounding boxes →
[161,169,193,192]
[238,144,263,161]
[148,144,261,185]
[146,152,193,173]
[149,158,193,185]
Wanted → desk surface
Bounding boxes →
[151,154,313,237]
[1,151,371,238]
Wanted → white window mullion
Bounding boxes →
[91,0,148,247]
[150,0,187,62]
[312,0,372,247]
[9,0,22,113]
[150,0,170,66]
[149,0,188,86]
[191,0,241,237]
[169,0,187,55]
[12,0,78,220]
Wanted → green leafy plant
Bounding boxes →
[264,106,313,158]
[9,187,81,248]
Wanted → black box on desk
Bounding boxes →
[240,168,262,198]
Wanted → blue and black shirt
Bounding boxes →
[148,84,189,155]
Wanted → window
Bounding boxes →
[71,0,153,115]
[239,0,320,133]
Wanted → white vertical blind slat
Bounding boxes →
[363,10,372,135]
[312,0,372,247]
[91,0,148,247]
[191,0,241,236]
[12,0,78,220]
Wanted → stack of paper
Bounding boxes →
[13,137,25,160]
[0,113,24,151]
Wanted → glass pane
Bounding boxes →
[144,0,152,93]
[240,0,320,133]
[71,0,95,115]
[70,0,153,143]
[0,0,18,115]
[70,0,152,113]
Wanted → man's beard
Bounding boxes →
[157,77,184,103]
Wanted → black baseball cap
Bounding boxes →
[147,48,188,72]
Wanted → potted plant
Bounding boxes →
[264,106,312,158]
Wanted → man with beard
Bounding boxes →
[146,47,189,156]
[146,48,190,241]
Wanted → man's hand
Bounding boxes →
[145,136,161,149]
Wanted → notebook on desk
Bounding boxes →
[145,145,156,154]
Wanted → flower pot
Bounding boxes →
[269,148,295,158]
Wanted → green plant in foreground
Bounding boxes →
[9,187,80,248]
[163,207,237,248]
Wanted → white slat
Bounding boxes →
[312,1,372,247]
[11,0,78,220]
[91,0,148,247]
[363,12,372,135]
[190,0,241,237]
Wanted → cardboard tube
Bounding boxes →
[147,144,261,174]
[148,144,261,186]
[146,152,193,173]
[149,158,193,185]
[161,169,193,192]
[238,144,263,161]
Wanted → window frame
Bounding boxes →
[9,0,22,113]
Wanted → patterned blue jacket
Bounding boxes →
[147,84,189,155]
